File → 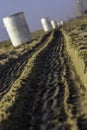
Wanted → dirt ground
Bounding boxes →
[0,18,87,130]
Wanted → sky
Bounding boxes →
[0,0,75,41]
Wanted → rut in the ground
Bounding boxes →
[0,32,51,98]
[1,31,87,130]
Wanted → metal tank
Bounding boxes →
[75,0,87,16]
[57,22,61,28]
[82,0,87,13]
[60,21,64,26]
[51,20,58,29]
[57,22,60,26]
[75,0,84,15]
[3,12,32,47]
[41,17,52,32]
[74,1,82,17]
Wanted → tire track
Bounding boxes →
[0,32,52,98]
[28,31,87,130]
[1,30,87,129]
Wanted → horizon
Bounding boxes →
[0,0,75,42]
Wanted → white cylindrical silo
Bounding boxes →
[75,0,87,15]
[51,20,58,29]
[60,21,64,26]
[3,12,32,47]
[74,2,82,17]
[82,0,87,13]
[41,17,52,32]
[57,22,60,26]
[57,22,61,28]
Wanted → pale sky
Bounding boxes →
[0,0,75,41]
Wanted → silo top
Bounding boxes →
[3,12,26,27]
[41,17,50,21]
[3,12,24,19]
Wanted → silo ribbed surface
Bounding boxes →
[51,20,58,29]
[41,17,52,32]
[3,12,32,47]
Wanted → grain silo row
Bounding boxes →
[2,12,64,47]
[41,17,52,32]
[41,17,64,32]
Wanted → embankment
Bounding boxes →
[62,30,87,89]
